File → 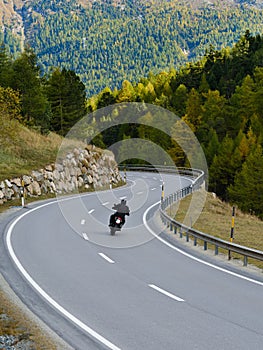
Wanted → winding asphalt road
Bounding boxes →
[2,171,263,350]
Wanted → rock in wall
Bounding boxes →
[0,146,122,205]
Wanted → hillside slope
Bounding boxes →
[0,121,63,181]
[1,0,263,96]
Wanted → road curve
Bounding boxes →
[3,171,263,350]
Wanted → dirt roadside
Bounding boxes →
[0,272,73,350]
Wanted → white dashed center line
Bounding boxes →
[82,233,89,241]
[149,284,185,302]
[99,253,115,264]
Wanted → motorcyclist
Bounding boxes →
[109,199,130,227]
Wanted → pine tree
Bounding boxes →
[230,75,256,130]
[201,89,227,140]
[11,47,50,132]
[228,145,263,219]
[46,68,86,135]
[209,135,238,198]
[0,43,13,87]
[253,67,263,121]
[170,84,188,116]
[204,129,219,166]
[116,80,136,103]
[182,88,202,132]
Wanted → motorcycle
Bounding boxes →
[109,214,124,236]
[109,200,130,236]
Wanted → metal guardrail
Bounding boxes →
[118,164,204,182]
[160,210,263,267]
[120,164,263,267]
[159,174,263,267]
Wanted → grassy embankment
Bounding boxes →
[168,190,263,270]
[0,126,64,181]
[0,124,105,212]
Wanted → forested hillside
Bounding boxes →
[1,0,263,96]
[1,28,263,218]
[86,31,263,219]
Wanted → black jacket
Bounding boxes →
[112,203,130,216]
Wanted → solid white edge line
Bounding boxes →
[6,199,121,350]
[143,201,263,287]
[149,284,185,302]
[99,253,115,264]
[7,176,262,350]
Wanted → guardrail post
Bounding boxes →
[244,256,248,266]
[20,179,25,207]
[186,232,189,242]
[124,168,127,183]
[194,237,197,246]
[170,223,173,231]
[174,226,177,234]
[215,245,218,255]
[228,206,235,260]
[179,227,183,238]
[228,250,231,260]
[161,182,164,202]
[204,241,207,250]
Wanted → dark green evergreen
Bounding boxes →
[3,1,263,97]
[228,145,263,219]
[10,47,50,132]
[45,68,87,135]
[0,43,13,88]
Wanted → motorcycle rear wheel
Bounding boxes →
[110,227,116,235]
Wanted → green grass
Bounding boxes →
[167,190,263,270]
[0,125,89,181]
[0,127,63,180]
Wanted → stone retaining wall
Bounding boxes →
[0,146,122,205]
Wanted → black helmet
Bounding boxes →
[121,199,126,204]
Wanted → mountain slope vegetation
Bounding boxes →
[86,31,263,219]
[1,0,263,96]
[1,31,263,217]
